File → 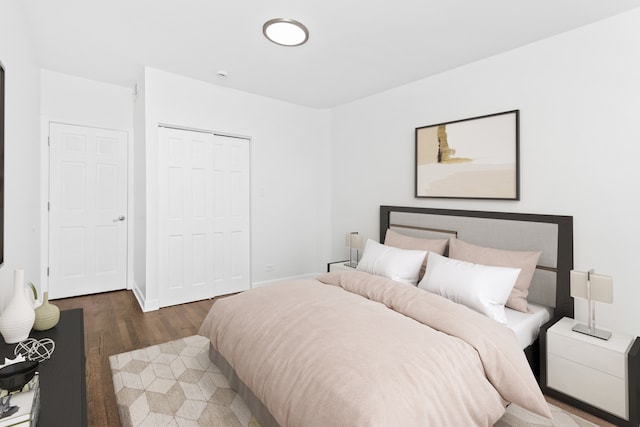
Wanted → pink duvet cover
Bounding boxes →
[199,270,551,426]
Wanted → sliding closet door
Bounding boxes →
[212,134,251,295]
[158,127,250,307]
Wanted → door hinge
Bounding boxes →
[47,267,50,277]
[48,136,51,147]
[47,202,50,211]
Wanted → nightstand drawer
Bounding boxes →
[548,353,627,419]
[547,332,626,378]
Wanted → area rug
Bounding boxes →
[110,335,598,427]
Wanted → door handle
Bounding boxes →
[113,216,126,222]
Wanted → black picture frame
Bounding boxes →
[0,61,4,265]
[415,110,520,200]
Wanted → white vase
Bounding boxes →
[0,269,36,344]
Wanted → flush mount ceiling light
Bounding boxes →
[263,18,309,46]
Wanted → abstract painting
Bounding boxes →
[415,110,519,200]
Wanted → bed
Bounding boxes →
[199,206,574,426]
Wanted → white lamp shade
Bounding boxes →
[344,233,363,250]
[570,270,613,304]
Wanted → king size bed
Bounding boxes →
[199,206,574,426]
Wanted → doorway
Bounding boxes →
[48,122,128,299]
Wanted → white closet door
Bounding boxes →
[212,134,251,295]
[48,123,128,299]
[158,127,250,307]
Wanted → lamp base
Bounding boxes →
[343,262,358,269]
[571,323,612,340]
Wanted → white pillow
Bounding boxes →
[356,239,427,285]
[418,252,520,324]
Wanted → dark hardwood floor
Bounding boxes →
[53,290,215,427]
[53,289,614,427]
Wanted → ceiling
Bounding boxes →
[19,0,640,108]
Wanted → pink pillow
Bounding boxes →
[448,238,541,313]
[384,229,448,280]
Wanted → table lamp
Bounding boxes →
[344,232,363,268]
[570,269,613,340]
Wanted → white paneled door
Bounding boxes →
[48,123,128,299]
[158,127,250,307]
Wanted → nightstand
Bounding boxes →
[543,317,640,426]
[327,261,357,273]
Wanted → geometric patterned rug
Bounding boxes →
[109,335,261,427]
[110,335,598,427]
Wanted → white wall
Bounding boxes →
[331,9,640,336]
[0,0,41,307]
[137,67,332,310]
[41,70,134,130]
[39,69,135,293]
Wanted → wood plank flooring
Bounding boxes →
[52,289,613,427]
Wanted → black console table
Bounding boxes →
[0,308,87,427]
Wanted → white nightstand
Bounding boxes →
[546,317,633,421]
[327,261,357,273]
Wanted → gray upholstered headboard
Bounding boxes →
[380,206,574,319]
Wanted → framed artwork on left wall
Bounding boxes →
[415,110,520,200]
[0,61,4,265]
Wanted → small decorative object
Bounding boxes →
[14,338,55,363]
[344,232,363,268]
[0,360,38,392]
[570,269,614,340]
[0,270,36,344]
[33,292,60,331]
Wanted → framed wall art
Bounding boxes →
[0,61,4,265]
[415,110,519,200]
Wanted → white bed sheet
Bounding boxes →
[505,302,552,349]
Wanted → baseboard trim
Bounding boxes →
[131,282,160,312]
